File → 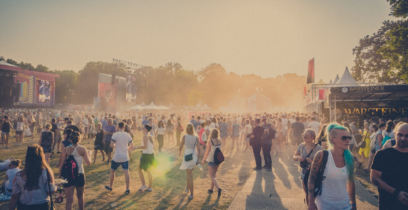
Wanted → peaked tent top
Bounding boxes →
[338,67,357,85]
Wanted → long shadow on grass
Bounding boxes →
[153,161,202,209]
[201,194,220,210]
[274,155,302,189]
[272,158,291,189]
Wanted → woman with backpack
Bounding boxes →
[59,130,91,210]
[9,145,55,210]
[202,129,223,198]
[39,124,54,164]
[307,123,356,210]
[179,124,200,200]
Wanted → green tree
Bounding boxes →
[387,0,408,18]
[53,70,78,104]
[75,61,127,104]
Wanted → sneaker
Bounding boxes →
[188,195,193,200]
[138,185,147,192]
[145,187,152,192]
[208,189,213,194]
[105,186,112,191]
[125,189,130,195]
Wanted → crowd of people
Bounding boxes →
[0,108,407,210]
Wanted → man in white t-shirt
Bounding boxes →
[105,122,133,194]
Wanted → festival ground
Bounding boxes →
[0,133,378,210]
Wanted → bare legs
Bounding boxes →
[186,169,194,197]
[65,186,85,210]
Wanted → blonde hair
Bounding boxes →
[186,124,194,135]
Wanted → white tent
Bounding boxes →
[338,67,357,85]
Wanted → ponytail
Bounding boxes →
[344,149,354,179]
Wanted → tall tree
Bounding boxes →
[387,0,408,18]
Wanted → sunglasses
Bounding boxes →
[341,136,352,141]
[397,133,408,138]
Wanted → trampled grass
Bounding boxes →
[0,131,253,210]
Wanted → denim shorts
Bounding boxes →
[111,160,129,170]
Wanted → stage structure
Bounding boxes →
[0,61,58,107]
[112,58,140,102]
[96,73,127,111]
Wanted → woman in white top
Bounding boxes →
[179,124,200,200]
[134,124,155,192]
[156,121,166,152]
[202,129,222,197]
[15,116,25,144]
[59,130,91,210]
[308,123,356,210]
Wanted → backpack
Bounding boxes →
[61,154,79,183]
[212,139,224,165]
[311,150,329,197]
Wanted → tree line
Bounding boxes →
[351,0,408,83]
[0,57,305,109]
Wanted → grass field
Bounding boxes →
[0,131,254,210]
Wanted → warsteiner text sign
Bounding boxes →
[343,107,407,116]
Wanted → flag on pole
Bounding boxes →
[307,58,315,84]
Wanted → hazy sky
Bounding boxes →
[0,0,390,81]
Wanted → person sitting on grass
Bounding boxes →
[2,159,21,196]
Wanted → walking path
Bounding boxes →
[229,155,378,210]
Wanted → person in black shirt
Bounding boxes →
[1,116,11,149]
[371,122,408,210]
[261,119,275,170]
[250,119,264,170]
[93,123,105,164]
[39,124,54,163]
[51,118,60,154]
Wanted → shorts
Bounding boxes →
[16,131,23,135]
[104,141,112,153]
[17,202,49,210]
[140,153,154,170]
[63,173,85,188]
[208,162,217,167]
[111,160,129,170]
[94,144,104,150]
